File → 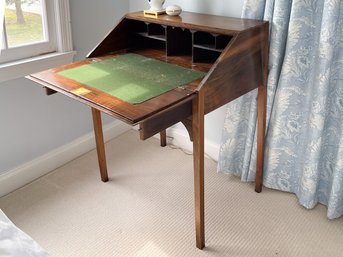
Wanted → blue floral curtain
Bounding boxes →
[218,0,343,219]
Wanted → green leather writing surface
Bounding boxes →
[58,53,205,104]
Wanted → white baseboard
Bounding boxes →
[0,121,131,197]
[0,124,219,198]
[165,128,220,162]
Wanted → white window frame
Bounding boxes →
[1,0,55,63]
[0,0,75,83]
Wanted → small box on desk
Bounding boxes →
[144,9,166,18]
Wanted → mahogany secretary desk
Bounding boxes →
[27,11,269,249]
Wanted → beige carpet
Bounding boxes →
[0,130,342,257]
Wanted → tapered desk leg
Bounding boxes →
[91,108,109,182]
[192,92,205,249]
[255,26,269,193]
[255,85,266,193]
[160,130,167,147]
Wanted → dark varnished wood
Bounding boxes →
[86,12,266,60]
[256,85,267,192]
[26,11,269,250]
[92,108,109,182]
[126,11,265,36]
[166,26,192,56]
[255,24,269,193]
[160,130,167,147]
[199,25,266,114]
[192,91,205,249]
[181,117,193,142]
[44,87,57,95]
[87,17,130,58]
[139,97,193,140]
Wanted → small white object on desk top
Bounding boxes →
[166,5,182,16]
[148,0,165,11]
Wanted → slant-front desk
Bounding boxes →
[27,11,269,249]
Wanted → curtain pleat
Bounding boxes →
[218,0,343,219]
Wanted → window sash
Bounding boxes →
[0,0,58,64]
[0,0,74,83]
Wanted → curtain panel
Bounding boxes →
[218,0,343,219]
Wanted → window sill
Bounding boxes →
[0,51,76,83]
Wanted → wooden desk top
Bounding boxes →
[126,11,265,35]
[28,49,211,124]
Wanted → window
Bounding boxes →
[0,0,74,82]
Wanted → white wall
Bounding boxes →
[130,0,244,151]
[130,0,244,17]
[0,0,129,174]
[70,0,129,61]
